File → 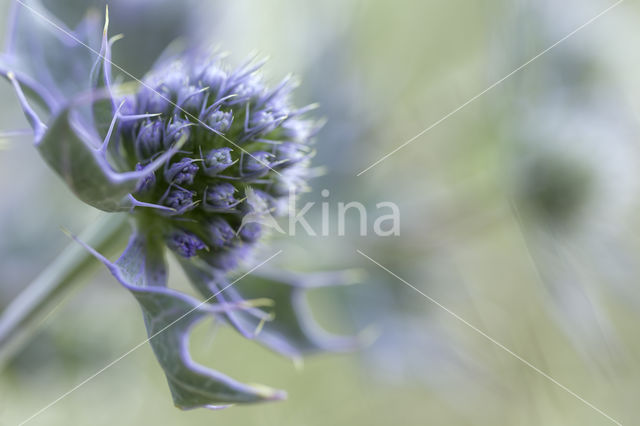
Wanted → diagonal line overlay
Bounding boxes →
[18,250,283,426]
[356,0,625,176]
[356,249,623,426]
[13,0,282,176]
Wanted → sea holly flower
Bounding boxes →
[0,1,361,409]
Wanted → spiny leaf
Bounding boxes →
[182,259,364,359]
[35,102,186,212]
[4,0,101,109]
[75,230,286,408]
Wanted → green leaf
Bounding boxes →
[76,229,286,408]
[36,106,129,211]
[1,3,179,212]
[36,103,186,212]
[182,260,363,360]
[4,0,101,108]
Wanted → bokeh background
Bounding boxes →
[1,0,640,424]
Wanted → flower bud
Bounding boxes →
[206,217,235,249]
[201,67,227,94]
[206,110,233,133]
[141,86,171,115]
[249,109,278,136]
[164,188,196,214]
[135,119,164,160]
[178,85,205,114]
[164,158,199,185]
[239,222,262,242]
[204,147,234,176]
[242,151,273,176]
[164,120,191,149]
[204,183,238,211]
[166,229,206,258]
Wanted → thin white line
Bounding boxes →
[0,129,32,138]
[18,250,283,426]
[13,0,282,177]
[356,0,626,176]
[356,249,623,426]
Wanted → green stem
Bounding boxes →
[0,213,129,369]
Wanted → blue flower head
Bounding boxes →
[0,1,362,410]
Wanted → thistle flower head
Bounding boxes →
[0,2,361,411]
[111,52,319,270]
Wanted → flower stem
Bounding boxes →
[0,213,129,369]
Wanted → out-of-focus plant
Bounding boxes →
[503,0,640,359]
[0,0,361,410]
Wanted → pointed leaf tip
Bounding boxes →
[75,230,287,408]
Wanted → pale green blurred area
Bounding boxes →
[2,0,640,425]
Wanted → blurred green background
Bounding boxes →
[1,0,640,425]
